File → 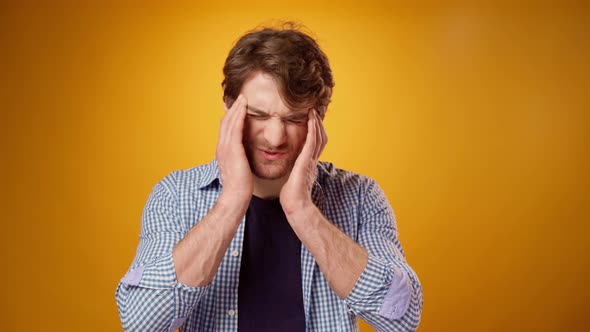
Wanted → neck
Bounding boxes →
[252,174,289,199]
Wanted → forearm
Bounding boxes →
[173,193,248,287]
[286,204,368,299]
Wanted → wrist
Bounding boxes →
[284,201,318,224]
[216,191,250,220]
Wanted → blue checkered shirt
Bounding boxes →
[116,160,423,331]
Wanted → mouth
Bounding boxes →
[258,149,287,161]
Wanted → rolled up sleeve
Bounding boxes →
[115,172,209,332]
[344,179,423,332]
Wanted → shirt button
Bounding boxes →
[231,250,239,257]
[228,309,236,316]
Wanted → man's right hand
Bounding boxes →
[172,95,252,288]
[216,94,253,210]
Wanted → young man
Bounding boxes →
[116,25,423,332]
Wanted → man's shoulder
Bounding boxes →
[318,161,391,213]
[318,160,377,191]
[155,159,220,193]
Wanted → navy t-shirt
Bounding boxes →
[238,195,306,332]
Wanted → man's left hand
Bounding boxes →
[280,109,327,216]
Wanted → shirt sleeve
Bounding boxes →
[115,172,210,332]
[343,178,423,332]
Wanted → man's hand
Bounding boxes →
[279,111,367,300]
[173,95,253,287]
[216,94,253,210]
[280,109,328,216]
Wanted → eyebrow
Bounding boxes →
[245,105,269,115]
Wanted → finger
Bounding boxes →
[297,110,317,163]
[227,95,247,144]
[312,110,323,160]
[231,95,248,144]
[221,95,239,122]
[317,109,328,158]
[220,95,242,145]
[219,98,233,144]
[227,95,243,119]
[225,95,243,129]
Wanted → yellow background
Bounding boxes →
[1,1,589,331]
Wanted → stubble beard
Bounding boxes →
[244,143,297,180]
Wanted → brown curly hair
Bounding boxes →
[221,23,334,117]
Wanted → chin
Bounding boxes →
[251,162,291,180]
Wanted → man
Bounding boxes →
[116,25,423,332]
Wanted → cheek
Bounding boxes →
[243,121,259,143]
[288,126,308,149]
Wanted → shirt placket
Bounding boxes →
[216,214,246,331]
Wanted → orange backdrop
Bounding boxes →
[1,1,589,331]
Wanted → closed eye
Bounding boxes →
[286,117,308,125]
[245,105,308,126]
[246,113,271,120]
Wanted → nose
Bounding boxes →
[262,117,287,148]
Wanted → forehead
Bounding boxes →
[241,71,306,115]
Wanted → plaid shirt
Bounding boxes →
[116,160,423,332]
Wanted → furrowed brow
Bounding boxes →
[245,106,269,115]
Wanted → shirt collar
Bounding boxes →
[196,159,222,189]
[196,159,336,190]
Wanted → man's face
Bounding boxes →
[239,71,309,181]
